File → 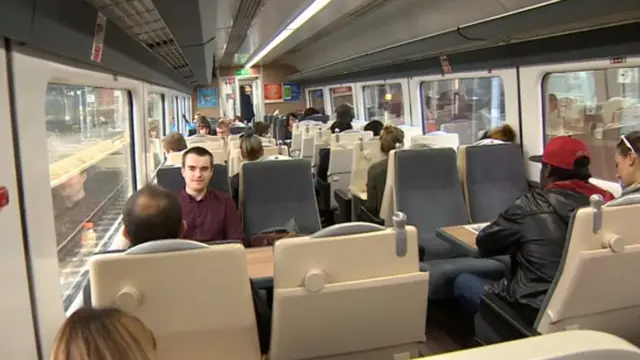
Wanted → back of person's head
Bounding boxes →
[122,184,183,246]
[380,125,405,155]
[484,124,517,142]
[162,132,187,153]
[50,307,156,360]
[239,128,264,161]
[364,120,384,137]
[329,120,353,133]
[253,121,270,137]
[334,104,354,123]
[239,85,246,93]
[303,107,320,118]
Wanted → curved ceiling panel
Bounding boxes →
[234,0,312,66]
[260,0,382,64]
[282,0,550,71]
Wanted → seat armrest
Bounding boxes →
[333,189,352,223]
[476,292,538,344]
[357,205,384,226]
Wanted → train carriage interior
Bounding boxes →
[4,0,640,358]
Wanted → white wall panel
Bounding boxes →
[0,39,39,360]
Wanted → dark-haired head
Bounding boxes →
[122,184,184,246]
[364,120,384,137]
[529,136,591,188]
[335,104,354,123]
[330,120,353,134]
[253,121,270,137]
[541,157,591,188]
[239,128,264,161]
[303,107,320,118]
[196,116,212,135]
[615,131,640,188]
[181,146,214,194]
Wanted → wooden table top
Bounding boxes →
[245,246,274,279]
[439,225,478,249]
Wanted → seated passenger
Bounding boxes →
[161,132,188,155]
[179,146,244,242]
[285,112,298,140]
[364,119,384,137]
[195,115,212,135]
[232,116,247,127]
[254,121,270,138]
[216,118,231,137]
[82,185,271,354]
[303,107,321,118]
[230,130,264,207]
[615,131,640,196]
[365,125,404,215]
[316,108,354,183]
[476,124,517,145]
[453,136,614,325]
[51,307,156,360]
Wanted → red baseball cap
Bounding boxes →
[529,136,590,170]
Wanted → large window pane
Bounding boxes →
[147,93,164,179]
[421,77,504,144]
[308,89,325,114]
[362,83,404,125]
[543,68,640,181]
[46,84,132,310]
[330,86,354,112]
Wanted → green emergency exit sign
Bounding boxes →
[236,68,250,76]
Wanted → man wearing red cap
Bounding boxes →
[453,136,614,327]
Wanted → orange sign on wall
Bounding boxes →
[264,83,283,103]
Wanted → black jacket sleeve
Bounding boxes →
[476,197,526,257]
[249,280,271,355]
[230,173,240,209]
[366,164,379,215]
[317,148,330,182]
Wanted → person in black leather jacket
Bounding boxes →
[453,136,615,325]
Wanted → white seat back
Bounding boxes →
[270,219,429,360]
[349,138,384,198]
[536,195,640,346]
[419,331,640,360]
[89,241,261,360]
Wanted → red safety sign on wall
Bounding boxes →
[0,186,9,209]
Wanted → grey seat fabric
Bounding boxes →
[242,159,321,241]
[157,164,230,194]
[465,144,528,222]
[394,148,469,260]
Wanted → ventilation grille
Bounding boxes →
[220,0,268,65]
[84,0,195,81]
[285,0,388,56]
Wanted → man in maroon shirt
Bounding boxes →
[178,146,245,243]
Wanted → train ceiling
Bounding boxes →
[83,0,640,86]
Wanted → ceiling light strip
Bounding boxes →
[244,0,332,68]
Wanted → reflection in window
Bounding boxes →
[362,83,404,125]
[147,93,164,179]
[330,86,354,112]
[420,77,504,144]
[308,89,325,114]
[47,84,132,310]
[543,68,640,181]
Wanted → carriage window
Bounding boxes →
[46,84,133,310]
[420,77,505,143]
[147,93,164,179]
[308,89,325,114]
[330,86,354,112]
[543,69,640,181]
[362,83,404,125]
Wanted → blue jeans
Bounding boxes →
[453,273,489,317]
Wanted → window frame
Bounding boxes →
[519,58,640,193]
[305,86,329,114]
[10,49,142,355]
[356,78,411,127]
[328,83,358,118]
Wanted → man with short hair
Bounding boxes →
[453,136,615,325]
[85,184,270,354]
[178,146,244,243]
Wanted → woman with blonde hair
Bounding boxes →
[51,307,156,360]
[475,124,517,144]
[365,125,405,216]
[230,128,264,206]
